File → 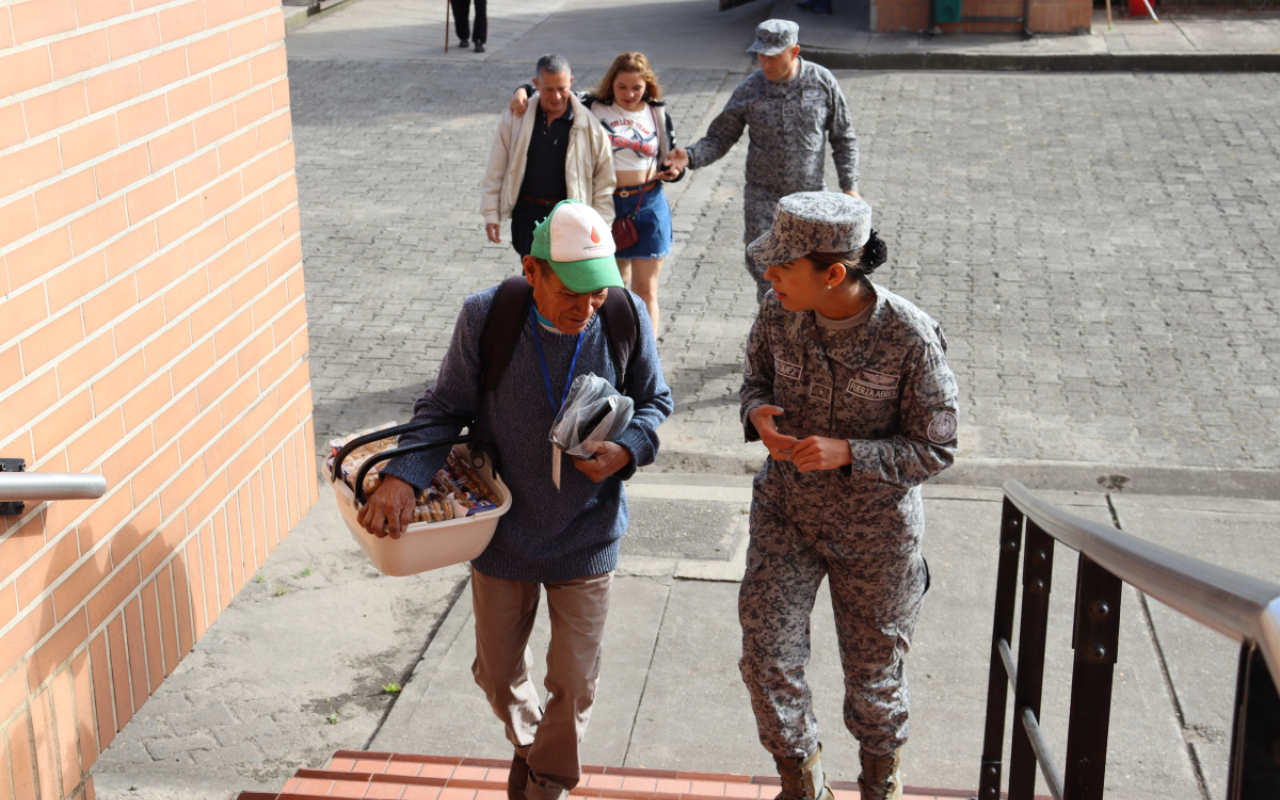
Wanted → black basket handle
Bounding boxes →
[330,415,473,485]
[349,434,500,505]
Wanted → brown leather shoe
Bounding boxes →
[772,743,833,800]
[524,775,567,800]
[857,747,903,800]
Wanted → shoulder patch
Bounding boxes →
[927,410,958,444]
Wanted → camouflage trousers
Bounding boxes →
[738,502,929,759]
[743,190,782,303]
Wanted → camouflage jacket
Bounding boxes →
[685,59,858,195]
[739,287,959,550]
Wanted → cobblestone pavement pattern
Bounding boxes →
[292,62,1280,472]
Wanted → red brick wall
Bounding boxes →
[0,2,316,798]
[872,0,1091,32]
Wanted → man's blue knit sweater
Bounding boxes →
[381,285,674,584]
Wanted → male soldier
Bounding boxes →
[482,54,616,257]
[360,201,672,800]
[664,20,858,302]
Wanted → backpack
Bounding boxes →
[479,276,642,395]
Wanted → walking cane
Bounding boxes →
[445,0,450,52]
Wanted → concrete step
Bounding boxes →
[232,750,987,800]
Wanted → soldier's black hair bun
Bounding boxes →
[861,230,887,273]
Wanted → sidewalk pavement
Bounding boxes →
[282,0,1280,70]
[91,471,1280,800]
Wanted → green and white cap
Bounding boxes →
[531,200,623,294]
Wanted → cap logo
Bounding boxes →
[590,227,601,244]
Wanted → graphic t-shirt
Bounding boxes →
[592,102,658,173]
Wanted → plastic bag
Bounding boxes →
[549,373,635,459]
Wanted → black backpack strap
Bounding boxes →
[600,287,642,394]
[479,276,534,392]
[480,278,641,395]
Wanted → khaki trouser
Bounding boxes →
[470,567,613,789]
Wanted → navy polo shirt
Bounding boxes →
[518,103,573,203]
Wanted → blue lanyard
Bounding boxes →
[530,305,583,415]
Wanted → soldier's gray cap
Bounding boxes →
[747,192,872,267]
[746,19,799,55]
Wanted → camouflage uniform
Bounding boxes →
[737,194,958,761]
[684,21,858,302]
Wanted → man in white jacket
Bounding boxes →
[482,54,616,257]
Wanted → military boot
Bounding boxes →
[856,747,903,800]
[772,743,833,800]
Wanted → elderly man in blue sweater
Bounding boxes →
[359,200,673,800]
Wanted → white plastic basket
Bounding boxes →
[323,426,511,576]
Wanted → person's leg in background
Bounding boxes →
[743,193,779,304]
[626,257,664,336]
[450,0,472,47]
[472,0,487,51]
[615,186,672,336]
[511,202,552,260]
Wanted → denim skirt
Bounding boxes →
[613,185,672,260]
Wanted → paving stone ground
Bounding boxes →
[289,61,1280,472]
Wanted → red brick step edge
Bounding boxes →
[232,750,1007,800]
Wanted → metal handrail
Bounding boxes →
[0,473,108,503]
[1003,480,1280,689]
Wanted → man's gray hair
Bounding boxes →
[535,54,571,78]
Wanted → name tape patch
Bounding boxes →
[802,88,824,107]
[775,357,803,381]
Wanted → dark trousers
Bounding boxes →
[511,201,554,258]
[451,0,487,43]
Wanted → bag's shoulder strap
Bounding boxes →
[600,287,641,393]
[481,277,641,395]
[479,276,534,392]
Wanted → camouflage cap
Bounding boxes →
[746,19,799,55]
[746,192,872,267]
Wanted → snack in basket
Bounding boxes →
[327,428,500,525]
[448,452,500,505]
[327,433,399,498]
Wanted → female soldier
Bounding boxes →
[738,192,959,800]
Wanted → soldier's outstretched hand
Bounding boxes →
[664,148,690,175]
[749,405,798,462]
[788,436,853,473]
